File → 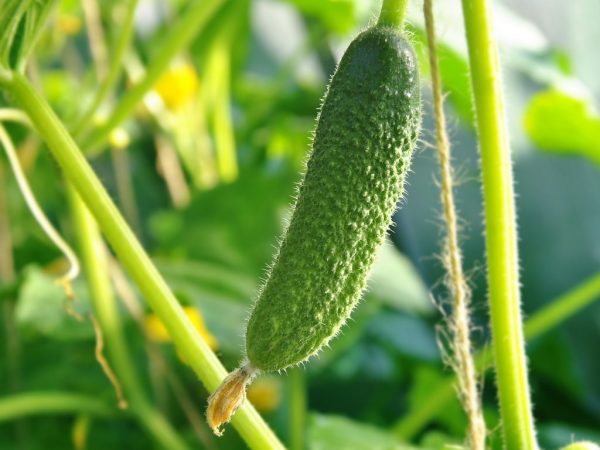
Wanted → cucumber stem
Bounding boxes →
[377,0,409,29]
[460,0,538,448]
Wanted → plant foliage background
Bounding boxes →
[0,0,599,449]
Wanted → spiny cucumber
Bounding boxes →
[207,23,421,435]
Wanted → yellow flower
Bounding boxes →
[154,63,199,111]
[72,415,90,450]
[109,128,130,150]
[145,306,218,350]
[57,15,82,36]
[247,377,282,413]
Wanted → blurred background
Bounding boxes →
[0,0,599,449]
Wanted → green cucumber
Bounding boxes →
[246,24,421,371]
[207,23,421,435]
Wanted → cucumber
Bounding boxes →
[207,23,421,434]
[246,25,421,371]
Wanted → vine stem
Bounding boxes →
[377,0,409,28]
[0,392,113,421]
[72,0,139,137]
[0,122,80,292]
[69,186,190,450]
[461,1,536,447]
[0,72,284,450]
[288,369,306,450]
[423,1,485,448]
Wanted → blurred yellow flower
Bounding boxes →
[247,377,281,413]
[109,128,130,150]
[154,63,199,111]
[71,415,90,450]
[145,306,218,350]
[57,15,82,35]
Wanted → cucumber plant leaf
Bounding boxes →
[307,413,417,450]
[15,266,94,341]
[523,89,600,166]
[0,0,58,71]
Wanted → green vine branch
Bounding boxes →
[69,186,190,450]
[460,0,537,448]
[72,0,139,137]
[0,392,113,422]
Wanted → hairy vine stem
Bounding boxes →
[423,1,486,448]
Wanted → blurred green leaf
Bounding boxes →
[156,259,254,355]
[15,266,93,340]
[149,166,298,276]
[370,242,433,315]
[368,313,440,362]
[308,297,382,372]
[408,366,465,435]
[330,341,395,381]
[523,89,600,166]
[0,0,28,68]
[531,334,583,400]
[307,413,417,450]
[1,0,58,70]
[284,0,356,35]
[156,259,256,301]
[538,423,600,450]
[408,27,474,125]
[419,431,464,450]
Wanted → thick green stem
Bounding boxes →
[0,392,113,421]
[394,268,600,441]
[460,0,537,448]
[0,72,284,450]
[377,0,409,29]
[72,0,139,137]
[82,0,224,153]
[208,39,238,183]
[69,186,189,450]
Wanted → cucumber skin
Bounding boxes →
[246,26,421,371]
